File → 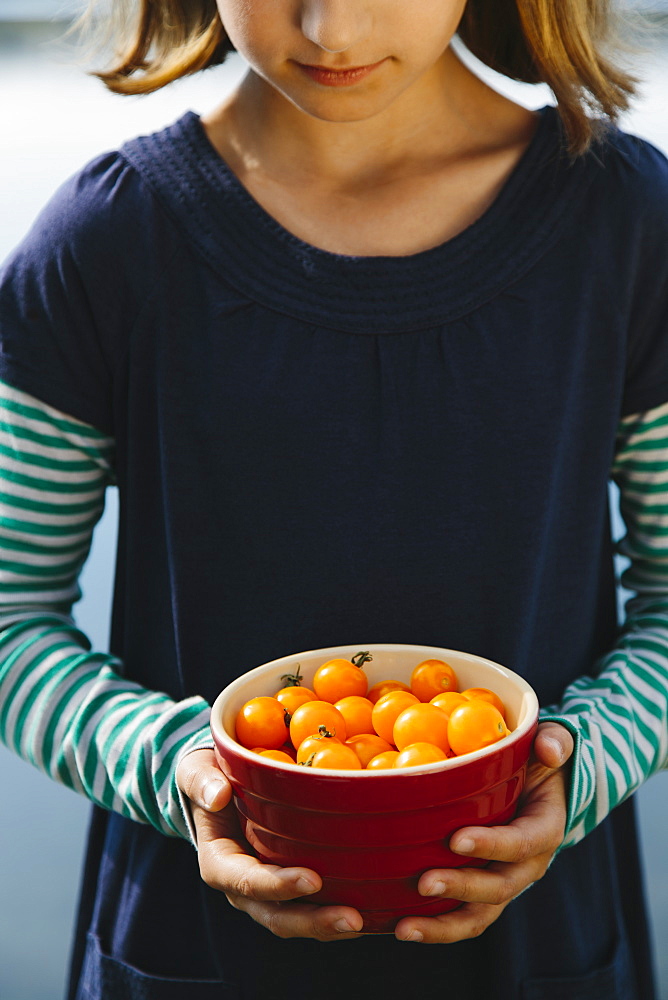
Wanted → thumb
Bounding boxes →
[533,721,574,769]
[522,722,575,798]
[176,747,233,812]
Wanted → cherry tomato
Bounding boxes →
[371,689,419,744]
[275,685,318,715]
[235,696,289,750]
[392,702,451,753]
[306,742,362,770]
[410,658,458,702]
[394,742,448,768]
[429,691,468,718]
[366,679,412,704]
[460,686,507,719]
[334,695,375,737]
[447,699,511,756]
[345,733,393,767]
[255,749,295,764]
[366,750,400,769]
[289,700,348,749]
[312,651,372,702]
[296,728,341,764]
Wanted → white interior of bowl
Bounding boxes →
[211,643,539,777]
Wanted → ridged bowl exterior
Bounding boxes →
[211,643,539,933]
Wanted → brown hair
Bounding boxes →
[459,0,638,154]
[79,0,639,156]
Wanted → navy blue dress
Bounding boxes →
[1,106,668,998]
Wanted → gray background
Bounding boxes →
[0,8,667,999]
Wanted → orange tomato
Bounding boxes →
[235,696,289,750]
[366,679,412,704]
[312,651,372,702]
[307,742,362,770]
[334,695,375,737]
[410,658,458,702]
[366,750,400,769]
[289,700,348,749]
[371,690,419,744]
[392,702,451,753]
[429,691,468,718]
[394,742,448,768]
[255,749,295,764]
[296,729,341,764]
[460,687,507,719]
[275,685,318,715]
[447,699,511,756]
[345,733,393,767]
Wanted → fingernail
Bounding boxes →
[400,929,424,942]
[202,780,225,809]
[334,917,356,933]
[421,879,446,897]
[543,737,564,764]
[453,836,475,854]
[295,876,319,894]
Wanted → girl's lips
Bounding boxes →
[296,59,386,87]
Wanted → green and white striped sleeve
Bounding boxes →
[0,380,213,840]
[543,401,668,848]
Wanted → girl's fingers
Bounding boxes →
[194,803,364,938]
[234,897,365,941]
[447,814,557,865]
[176,747,233,812]
[395,901,508,944]
[522,722,575,796]
[418,856,546,906]
[532,721,574,768]
[447,769,568,863]
[186,793,365,941]
[201,847,323,902]
[193,805,323,901]
[402,764,570,942]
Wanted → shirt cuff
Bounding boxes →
[537,709,585,851]
[175,730,217,848]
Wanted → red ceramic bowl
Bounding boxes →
[210,643,539,933]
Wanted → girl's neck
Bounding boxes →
[203,47,535,195]
[200,47,539,257]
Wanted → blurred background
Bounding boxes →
[1,2,667,998]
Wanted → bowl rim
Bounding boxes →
[210,643,539,778]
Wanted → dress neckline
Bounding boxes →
[120,105,596,333]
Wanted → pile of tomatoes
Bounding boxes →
[233,652,512,770]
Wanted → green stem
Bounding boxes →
[280,664,304,687]
[351,650,373,668]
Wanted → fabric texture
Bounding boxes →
[0,105,667,998]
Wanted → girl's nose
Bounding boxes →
[300,0,372,54]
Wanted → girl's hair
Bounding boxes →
[79,0,639,156]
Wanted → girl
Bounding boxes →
[1,1,667,997]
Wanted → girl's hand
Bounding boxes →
[176,749,364,941]
[393,721,575,944]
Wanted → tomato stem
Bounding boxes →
[351,651,373,668]
[280,664,304,687]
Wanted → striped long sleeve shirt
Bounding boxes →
[0,378,666,846]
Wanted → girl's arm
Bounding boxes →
[387,403,668,944]
[541,400,668,848]
[0,379,213,839]
[0,376,364,938]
